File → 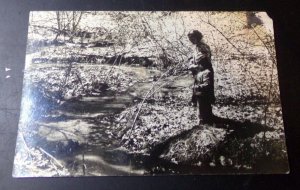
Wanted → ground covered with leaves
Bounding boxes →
[14,11,289,176]
[15,57,288,175]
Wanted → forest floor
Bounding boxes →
[15,55,289,176]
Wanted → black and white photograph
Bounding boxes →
[13,11,289,176]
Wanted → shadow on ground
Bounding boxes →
[139,115,288,174]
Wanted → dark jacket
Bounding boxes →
[193,42,211,66]
[191,42,215,103]
[194,69,215,103]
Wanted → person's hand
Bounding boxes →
[194,91,202,96]
[193,85,202,91]
[188,63,198,70]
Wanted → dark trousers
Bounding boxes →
[197,97,213,124]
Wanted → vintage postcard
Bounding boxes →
[13,11,289,177]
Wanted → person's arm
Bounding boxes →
[194,43,211,63]
[194,50,205,63]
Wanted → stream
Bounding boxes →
[33,64,197,176]
[27,63,286,176]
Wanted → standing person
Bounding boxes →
[188,30,215,125]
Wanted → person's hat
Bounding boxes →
[188,30,203,40]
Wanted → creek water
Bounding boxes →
[25,64,287,176]
[34,65,196,176]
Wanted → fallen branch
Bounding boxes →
[128,72,187,137]
[19,132,35,159]
[39,147,64,168]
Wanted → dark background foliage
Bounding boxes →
[0,0,300,189]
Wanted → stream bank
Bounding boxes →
[17,63,288,176]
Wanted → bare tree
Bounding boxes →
[54,11,83,42]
